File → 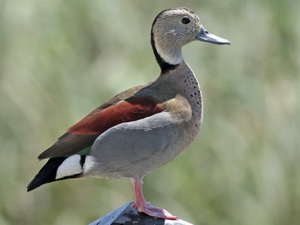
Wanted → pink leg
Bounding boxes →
[130,177,178,220]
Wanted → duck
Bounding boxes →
[27,7,230,220]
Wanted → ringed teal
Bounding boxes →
[28,7,230,220]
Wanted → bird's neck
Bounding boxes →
[156,62,203,124]
[151,32,183,74]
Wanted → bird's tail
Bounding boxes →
[27,155,87,191]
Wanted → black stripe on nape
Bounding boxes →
[150,10,179,74]
[151,33,178,74]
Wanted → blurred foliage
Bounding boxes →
[0,0,300,224]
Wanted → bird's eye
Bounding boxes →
[181,17,191,24]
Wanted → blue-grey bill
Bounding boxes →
[196,27,231,45]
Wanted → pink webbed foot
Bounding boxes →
[131,178,178,220]
[131,201,178,220]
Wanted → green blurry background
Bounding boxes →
[1,0,300,224]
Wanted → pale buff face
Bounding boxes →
[152,8,202,65]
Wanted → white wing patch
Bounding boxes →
[56,155,83,179]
